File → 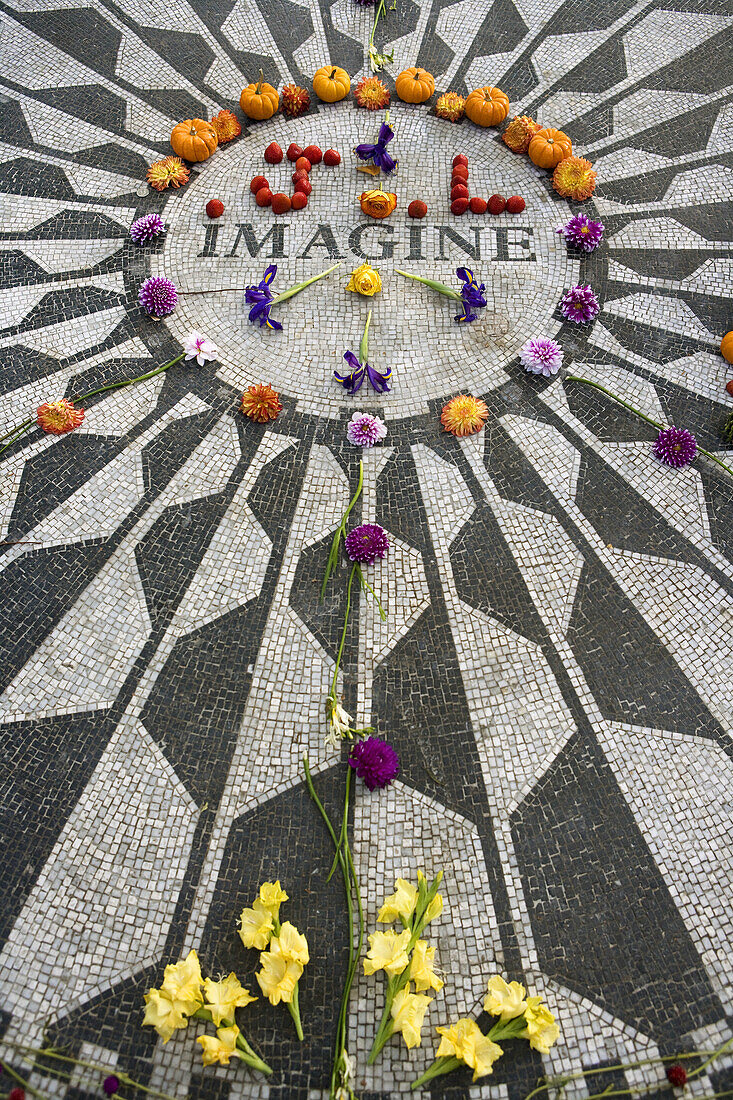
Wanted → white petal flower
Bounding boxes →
[183,332,218,366]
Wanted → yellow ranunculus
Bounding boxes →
[346,263,382,297]
[259,880,288,915]
[239,898,274,950]
[160,949,204,1015]
[390,987,433,1049]
[198,1024,241,1066]
[409,940,443,993]
[272,921,309,966]
[363,929,411,978]
[522,997,559,1053]
[378,878,418,924]
[436,1018,503,1082]
[484,975,527,1021]
[203,973,257,1027]
[142,987,189,1043]
[256,949,303,1005]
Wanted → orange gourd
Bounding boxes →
[313,65,351,102]
[170,119,218,162]
[528,127,573,169]
[240,73,279,120]
[721,331,733,364]
[395,67,435,104]
[464,85,509,127]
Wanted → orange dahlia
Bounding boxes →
[552,156,596,201]
[36,398,85,434]
[502,115,541,154]
[240,384,283,423]
[281,84,311,118]
[210,109,242,143]
[146,156,190,191]
[354,76,390,111]
[435,92,466,122]
[440,394,488,437]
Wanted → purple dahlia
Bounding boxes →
[345,523,389,564]
[130,213,165,244]
[557,215,604,253]
[559,284,600,323]
[346,412,387,447]
[138,276,177,317]
[348,736,399,790]
[520,338,563,377]
[653,426,697,468]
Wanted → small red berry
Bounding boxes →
[255,187,272,207]
[451,197,469,215]
[469,196,488,214]
[302,144,322,164]
[408,199,427,218]
[291,190,308,209]
[726,379,733,398]
[488,193,506,215]
[271,192,291,214]
[295,156,311,174]
[323,148,341,166]
[452,164,469,182]
[287,143,303,161]
[250,175,269,194]
[264,142,283,164]
[294,177,312,195]
[205,198,224,218]
[292,170,309,183]
[9,1089,25,1100]
[452,154,468,167]
[666,1066,687,1088]
[451,183,469,200]
[506,194,526,213]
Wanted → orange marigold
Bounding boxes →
[146,156,190,191]
[37,398,85,434]
[354,76,390,111]
[502,115,541,154]
[210,109,242,143]
[435,92,465,122]
[552,156,596,201]
[240,384,283,423]
[440,394,488,437]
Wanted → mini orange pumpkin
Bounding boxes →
[464,85,509,127]
[528,127,573,169]
[395,67,435,104]
[721,331,733,364]
[359,187,397,219]
[313,65,351,102]
[170,119,218,162]
[240,72,279,120]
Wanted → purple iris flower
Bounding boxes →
[355,122,397,174]
[245,264,282,330]
[455,267,486,323]
[334,350,391,395]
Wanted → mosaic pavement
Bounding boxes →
[0,0,732,1096]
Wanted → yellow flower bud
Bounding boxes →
[346,263,383,297]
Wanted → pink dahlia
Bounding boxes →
[130,213,165,244]
[346,412,387,446]
[138,276,177,317]
[559,284,600,323]
[520,338,563,377]
[557,215,604,252]
[653,427,697,468]
[345,523,389,564]
[348,736,399,790]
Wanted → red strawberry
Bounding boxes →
[294,177,312,195]
[469,196,487,214]
[506,194,525,213]
[452,164,469,181]
[452,154,468,167]
[205,198,224,218]
[323,148,341,166]
[488,193,506,215]
[727,379,733,398]
[408,199,427,218]
[292,170,309,183]
[302,144,322,164]
[287,143,303,161]
[451,197,469,215]
[295,156,312,174]
[451,184,469,200]
[9,1091,26,1100]
[271,192,291,214]
[666,1067,687,1088]
[250,175,269,194]
[291,190,308,209]
[255,187,273,207]
[264,142,283,164]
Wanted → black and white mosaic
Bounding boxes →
[0,0,732,1097]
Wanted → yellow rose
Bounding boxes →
[198,1025,241,1066]
[390,987,433,1049]
[258,880,288,915]
[271,922,310,967]
[346,263,382,297]
[203,973,257,1027]
[142,987,189,1043]
[363,929,411,978]
[256,949,303,1005]
[523,997,559,1053]
[160,949,203,1015]
[409,940,444,993]
[436,1018,503,1082]
[378,878,418,924]
[484,975,527,1021]
[239,898,274,950]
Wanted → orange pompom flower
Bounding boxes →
[37,398,85,434]
[210,109,242,143]
[552,156,596,201]
[354,76,390,111]
[240,384,283,423]
[435,92,465,122]
[146,156,190,191]
[281,84,311,118]
[440,394,488,437]
[502,115,541,154]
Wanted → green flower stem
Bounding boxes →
[395,269,463,301]
[359,309,372,363]
[287,984,305,1041]
[321,460,364,601]
[0,1057,47,1099]
[565,376,733,480]
[193,1008,272,1074]
[0,416,34,444]
[330,562,359,699]
[270,262,343,307]
[688,1035,733,1078]
[0,1043,185,1100]
[412,1055,462,1090]
[357,563,387,621]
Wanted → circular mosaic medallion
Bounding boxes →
[155,103,583,419]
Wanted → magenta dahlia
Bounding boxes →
[520,338,563,377]
[559,285,600,323]
[130,213,165,244]
[348,736,399,790]
[346,412,387,447]
[138,276,177,317]
[557,215,604,253]
[345,523,389,564]
[653,426,697,468]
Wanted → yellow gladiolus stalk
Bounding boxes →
[409,940,444,993]
[203,974,257,1027]
[198,1025,242,1066]
[378,878,418,925]
[389,986,433,1049]
[239,882,308,1041]
[238,898,275,950]
[484,974,527,1021]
